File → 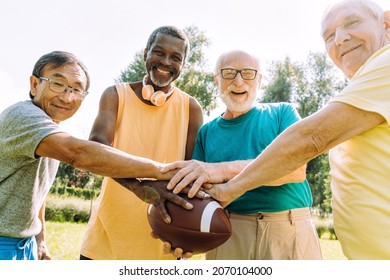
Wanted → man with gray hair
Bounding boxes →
[166,0,390,259]
[0,51,183,260]
[79,25,203,260]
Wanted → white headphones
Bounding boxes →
[142,75,175,106]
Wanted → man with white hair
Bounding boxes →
[163,49,322,260]
[165,0,390,259]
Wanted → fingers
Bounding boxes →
[155,200,171,224]
[160,161,185,173]
[162,242,172,254]
[162,190,193,210]
[166,168,194,191]
[150,231,159,239]
[163,242,193,259]
[182,187,210,199]
[38,246,51,260]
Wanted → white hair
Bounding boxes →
[321,0,384,25]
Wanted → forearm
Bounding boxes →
[38,134,169,179]
[73,143,165,179]
[36,202,46,244]
[216,159,305,185]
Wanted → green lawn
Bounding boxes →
[46,221,346,260]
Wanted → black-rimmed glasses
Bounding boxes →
[35,76,88,99]
[220,68,258,80]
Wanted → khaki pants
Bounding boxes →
[206,207,322,260]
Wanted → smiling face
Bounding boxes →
[144,33,186,89]
[214,50,262,119]
[30,63,87,123]
[321,1,387,78]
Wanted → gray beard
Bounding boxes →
[150,71,174,88]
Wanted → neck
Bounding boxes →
[223,108,252,119]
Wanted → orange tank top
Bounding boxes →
[80,83,190,259]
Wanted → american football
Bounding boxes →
[147,195,232,254]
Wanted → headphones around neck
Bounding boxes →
[142,75,175,106]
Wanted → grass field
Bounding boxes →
[46,221,346,260]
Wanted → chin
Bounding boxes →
[150,72,174,87]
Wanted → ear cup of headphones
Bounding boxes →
[151,90,167,106]
[142,85,154,101]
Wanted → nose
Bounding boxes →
[58,87,76,102]
[334,27,351,46]
[160,54,171,66]
[233,73,245,86]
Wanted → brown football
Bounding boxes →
[147,195,232,254]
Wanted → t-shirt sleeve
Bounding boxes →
[192,125,207,161]
[330,47,390,124]
[278,103,302,134]
[2,102,64,159]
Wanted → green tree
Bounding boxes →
[53,162,103,197]
[261,56,295,103]
[117,25,218,115]
[261,52,345,215]
[117,50,146,83]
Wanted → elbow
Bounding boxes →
[305,133,328,160]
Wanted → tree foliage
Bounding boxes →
[261,52,346,215]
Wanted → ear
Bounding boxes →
[257,74,263,90]
[213,74,219,87]
[30,75,38,97]
[384,11,390,41]
[143,49,148,61]
[385,11,390,28]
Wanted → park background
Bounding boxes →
[1,0,389,261]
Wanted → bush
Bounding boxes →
[314,217,337,240]
[49,185,100,200]
[45,195,93,223]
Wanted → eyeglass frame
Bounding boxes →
[220,68,258,80]
[34,75,89,99]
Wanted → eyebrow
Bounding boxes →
[153,44,184,58]
[51,73,85,88]
[322,14,362,37]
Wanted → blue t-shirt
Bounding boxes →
[193,103,313,214]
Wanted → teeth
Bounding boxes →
[157,68,170,74]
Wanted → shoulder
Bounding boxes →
[101,84,119,99]
[2,101,50,123]
[175,88,203,116]
[188,95,202,111]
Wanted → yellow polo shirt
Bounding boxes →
[329,44,390,259]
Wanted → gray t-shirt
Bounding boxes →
[0,100,64,238]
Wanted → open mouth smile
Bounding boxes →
[231,91,247,95]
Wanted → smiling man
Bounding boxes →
[164,0,390,260]
[162,50,322,260]
[0,51,188,260]
[79,26,203,260]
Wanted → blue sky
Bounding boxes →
[1,0,388,137]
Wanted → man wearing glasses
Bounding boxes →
[162,50,322,259]
[0,51,186,260]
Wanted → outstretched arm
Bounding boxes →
[162,159,306,198]
[207,102,385,206]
